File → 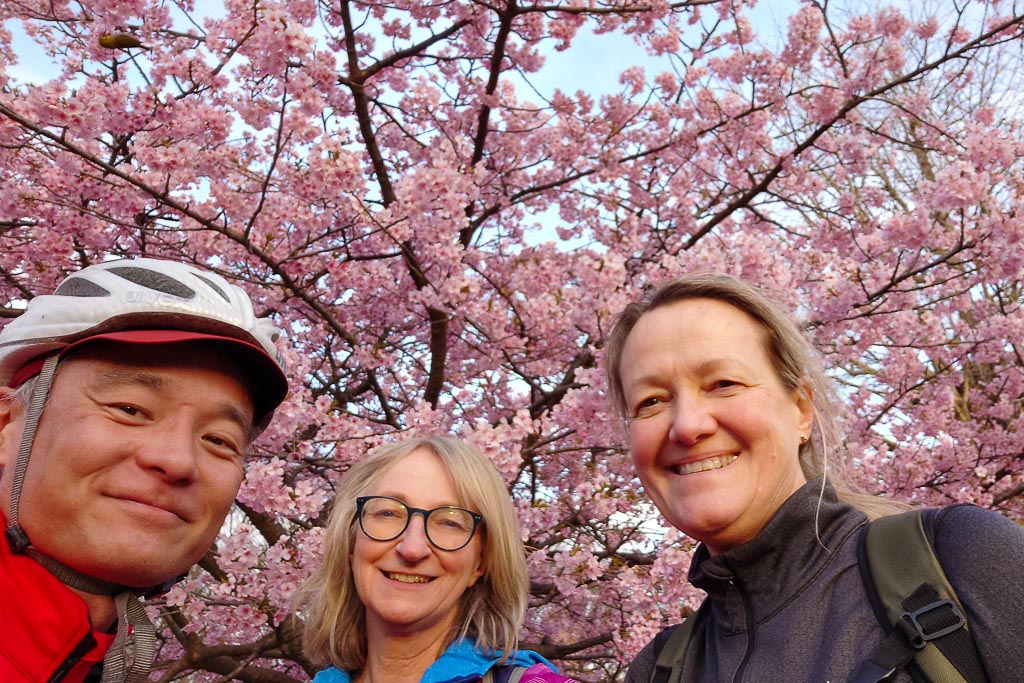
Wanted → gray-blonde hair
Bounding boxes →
[296,436,529,670]
[604,273,909,519]
[2,376,38,406]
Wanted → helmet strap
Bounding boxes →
[5,353,59,553]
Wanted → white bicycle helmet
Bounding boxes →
[0,257,287,425]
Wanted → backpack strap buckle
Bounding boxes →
[899,598,965,649]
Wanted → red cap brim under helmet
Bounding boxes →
[9,330,287,427]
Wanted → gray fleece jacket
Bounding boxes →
[625,478,1024,683]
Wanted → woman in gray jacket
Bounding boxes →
[604,273,1024,683]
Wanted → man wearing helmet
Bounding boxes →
[0,259,288,683]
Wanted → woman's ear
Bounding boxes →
[794,380,814,438]
[466,530,487,587]
[467,558,485,588]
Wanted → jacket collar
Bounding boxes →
[421,638,551,683]
[0,531,113,679]
[687,477,868,632]
[315,639,553,683]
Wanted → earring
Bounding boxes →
[799,434,809,445]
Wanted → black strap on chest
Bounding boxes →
[851,508,988,683]
[650,601,708,683]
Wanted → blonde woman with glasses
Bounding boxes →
[296,436,576,683]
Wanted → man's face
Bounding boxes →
[0,341,254,588]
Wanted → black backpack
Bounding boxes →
[649,508,988,683]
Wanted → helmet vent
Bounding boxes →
[194,274,231,303]
[108,266,196,299]
[53,276,110,297]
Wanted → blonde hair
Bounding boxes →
[604,273,909,519]
[296,436,529,670]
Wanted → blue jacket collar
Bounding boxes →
[312,638,553,683]
[422,638,550,683]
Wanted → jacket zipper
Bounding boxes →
[46,633,97,683]
[731,579,756,683]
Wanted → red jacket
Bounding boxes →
[0,536,114,682]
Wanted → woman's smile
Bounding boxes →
[672,454,738,476]
[383,571,432,584]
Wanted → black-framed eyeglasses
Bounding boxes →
[356,496,483,551]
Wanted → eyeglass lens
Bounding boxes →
[358,496,478,550]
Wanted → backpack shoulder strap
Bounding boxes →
[483,665,529,683]
[650,600,708,683]
[851,508,987,683]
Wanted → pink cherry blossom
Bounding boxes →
[1,0,1022,679]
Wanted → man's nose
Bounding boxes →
[134,417,201,483]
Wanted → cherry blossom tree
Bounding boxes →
[1,0,1022,680]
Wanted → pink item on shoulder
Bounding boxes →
[517,663,578,683]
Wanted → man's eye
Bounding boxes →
[115,404,141,416]
[205,434,242,452]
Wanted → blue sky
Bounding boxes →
[525,2,798,99]
[5,2,800,92]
